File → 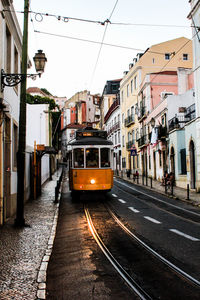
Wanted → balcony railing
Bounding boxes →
[107,121,120,136]
[168,104,196,132]
[126,140,135,150]
[137,134,148,147]
[158,126,168,139]
[185,103,196,121]
[125,115,135,127]
[137,106,147,121]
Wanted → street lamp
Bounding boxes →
[1,50,47,91]
[6,0,47,227]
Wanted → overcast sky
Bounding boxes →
[13,0,192,99]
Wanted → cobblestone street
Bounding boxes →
[0,171,60,300]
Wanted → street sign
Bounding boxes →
[37,144,45,151]
[131,148,137,156]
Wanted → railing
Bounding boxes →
[158,126,168,139]
[104,98,120,123]
[137,106,147,121]
[125,115,135,127]
[107,121,120,136]
[168,104,196,132]
[137,134,148,147]
[126,140,135,150]
[185,103,196,121]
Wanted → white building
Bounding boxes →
[188,0,200,191]
[0,0,23,224]
[26,103,50,184]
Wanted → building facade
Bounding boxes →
[120,37,193,179]
[188,0,200,191]
[0,0,22,225]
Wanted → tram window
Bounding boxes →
[86,148,99,168]
[74,148,84,168]
[101,148,110,167]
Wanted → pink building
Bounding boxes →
[137,68,194,181]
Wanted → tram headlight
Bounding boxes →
[90,179,95,184]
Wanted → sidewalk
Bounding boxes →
[0,169,62,300]
[116,174,200,208]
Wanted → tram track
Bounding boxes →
[106,204,200,287]
[84,205,152,300]
[84,201,200,299]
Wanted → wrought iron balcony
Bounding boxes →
[125,115,135,127]
[107,121,120,136]
[137,106,147,121]
[126,140,135,150]
[158,126,168,139]
[137,134,148,147]
[168,104,196,132]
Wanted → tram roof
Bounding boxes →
[69,137,113,146]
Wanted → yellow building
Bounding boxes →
[120,37,193,176]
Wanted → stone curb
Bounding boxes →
[36,186,62,300]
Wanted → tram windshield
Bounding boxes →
[73,148,84,168]
[86,148,99,168]
[101,148,110,167]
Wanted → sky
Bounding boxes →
[13,0,192,99]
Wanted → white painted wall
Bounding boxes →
[26,103,49,147]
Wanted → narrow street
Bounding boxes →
[46,175,200,299]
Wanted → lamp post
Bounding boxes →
[10,0,47,227]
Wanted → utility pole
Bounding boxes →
[15,0,29,227]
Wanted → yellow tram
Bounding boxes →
[68,127,113,197]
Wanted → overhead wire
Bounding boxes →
[34,29,173,56]
[89,0,119,90]
[2,9,196,29]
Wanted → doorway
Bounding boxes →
[189,140,195,189]
[153,151,156,179]
[4,115,11,220]
[170,147,175,174]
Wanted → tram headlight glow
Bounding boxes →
[90,179,95,184]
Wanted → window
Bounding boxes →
[86,148,99,168]
[14,46,18,73]
[13,123,18,169]
[121,90,124,102]
[122,135,125,147]
[131,80,133,93]
[132,129,135,144]
[115,133,117,145]
[134,75,137,90]
[73,148,84,168]
[6,25,11,73]
[180,149,187,174]
[152,58,155,64]
[118,131,120,143]
[122,157,126,168]
[183,53,188,61]
[165,53,170,60]
[122,113,124,124]
[128,131,131,142]
[101,148,110,167]
[127,84,129,97]
[118,114,120,123]
[131,105,134,117]
[149,155,151,169]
